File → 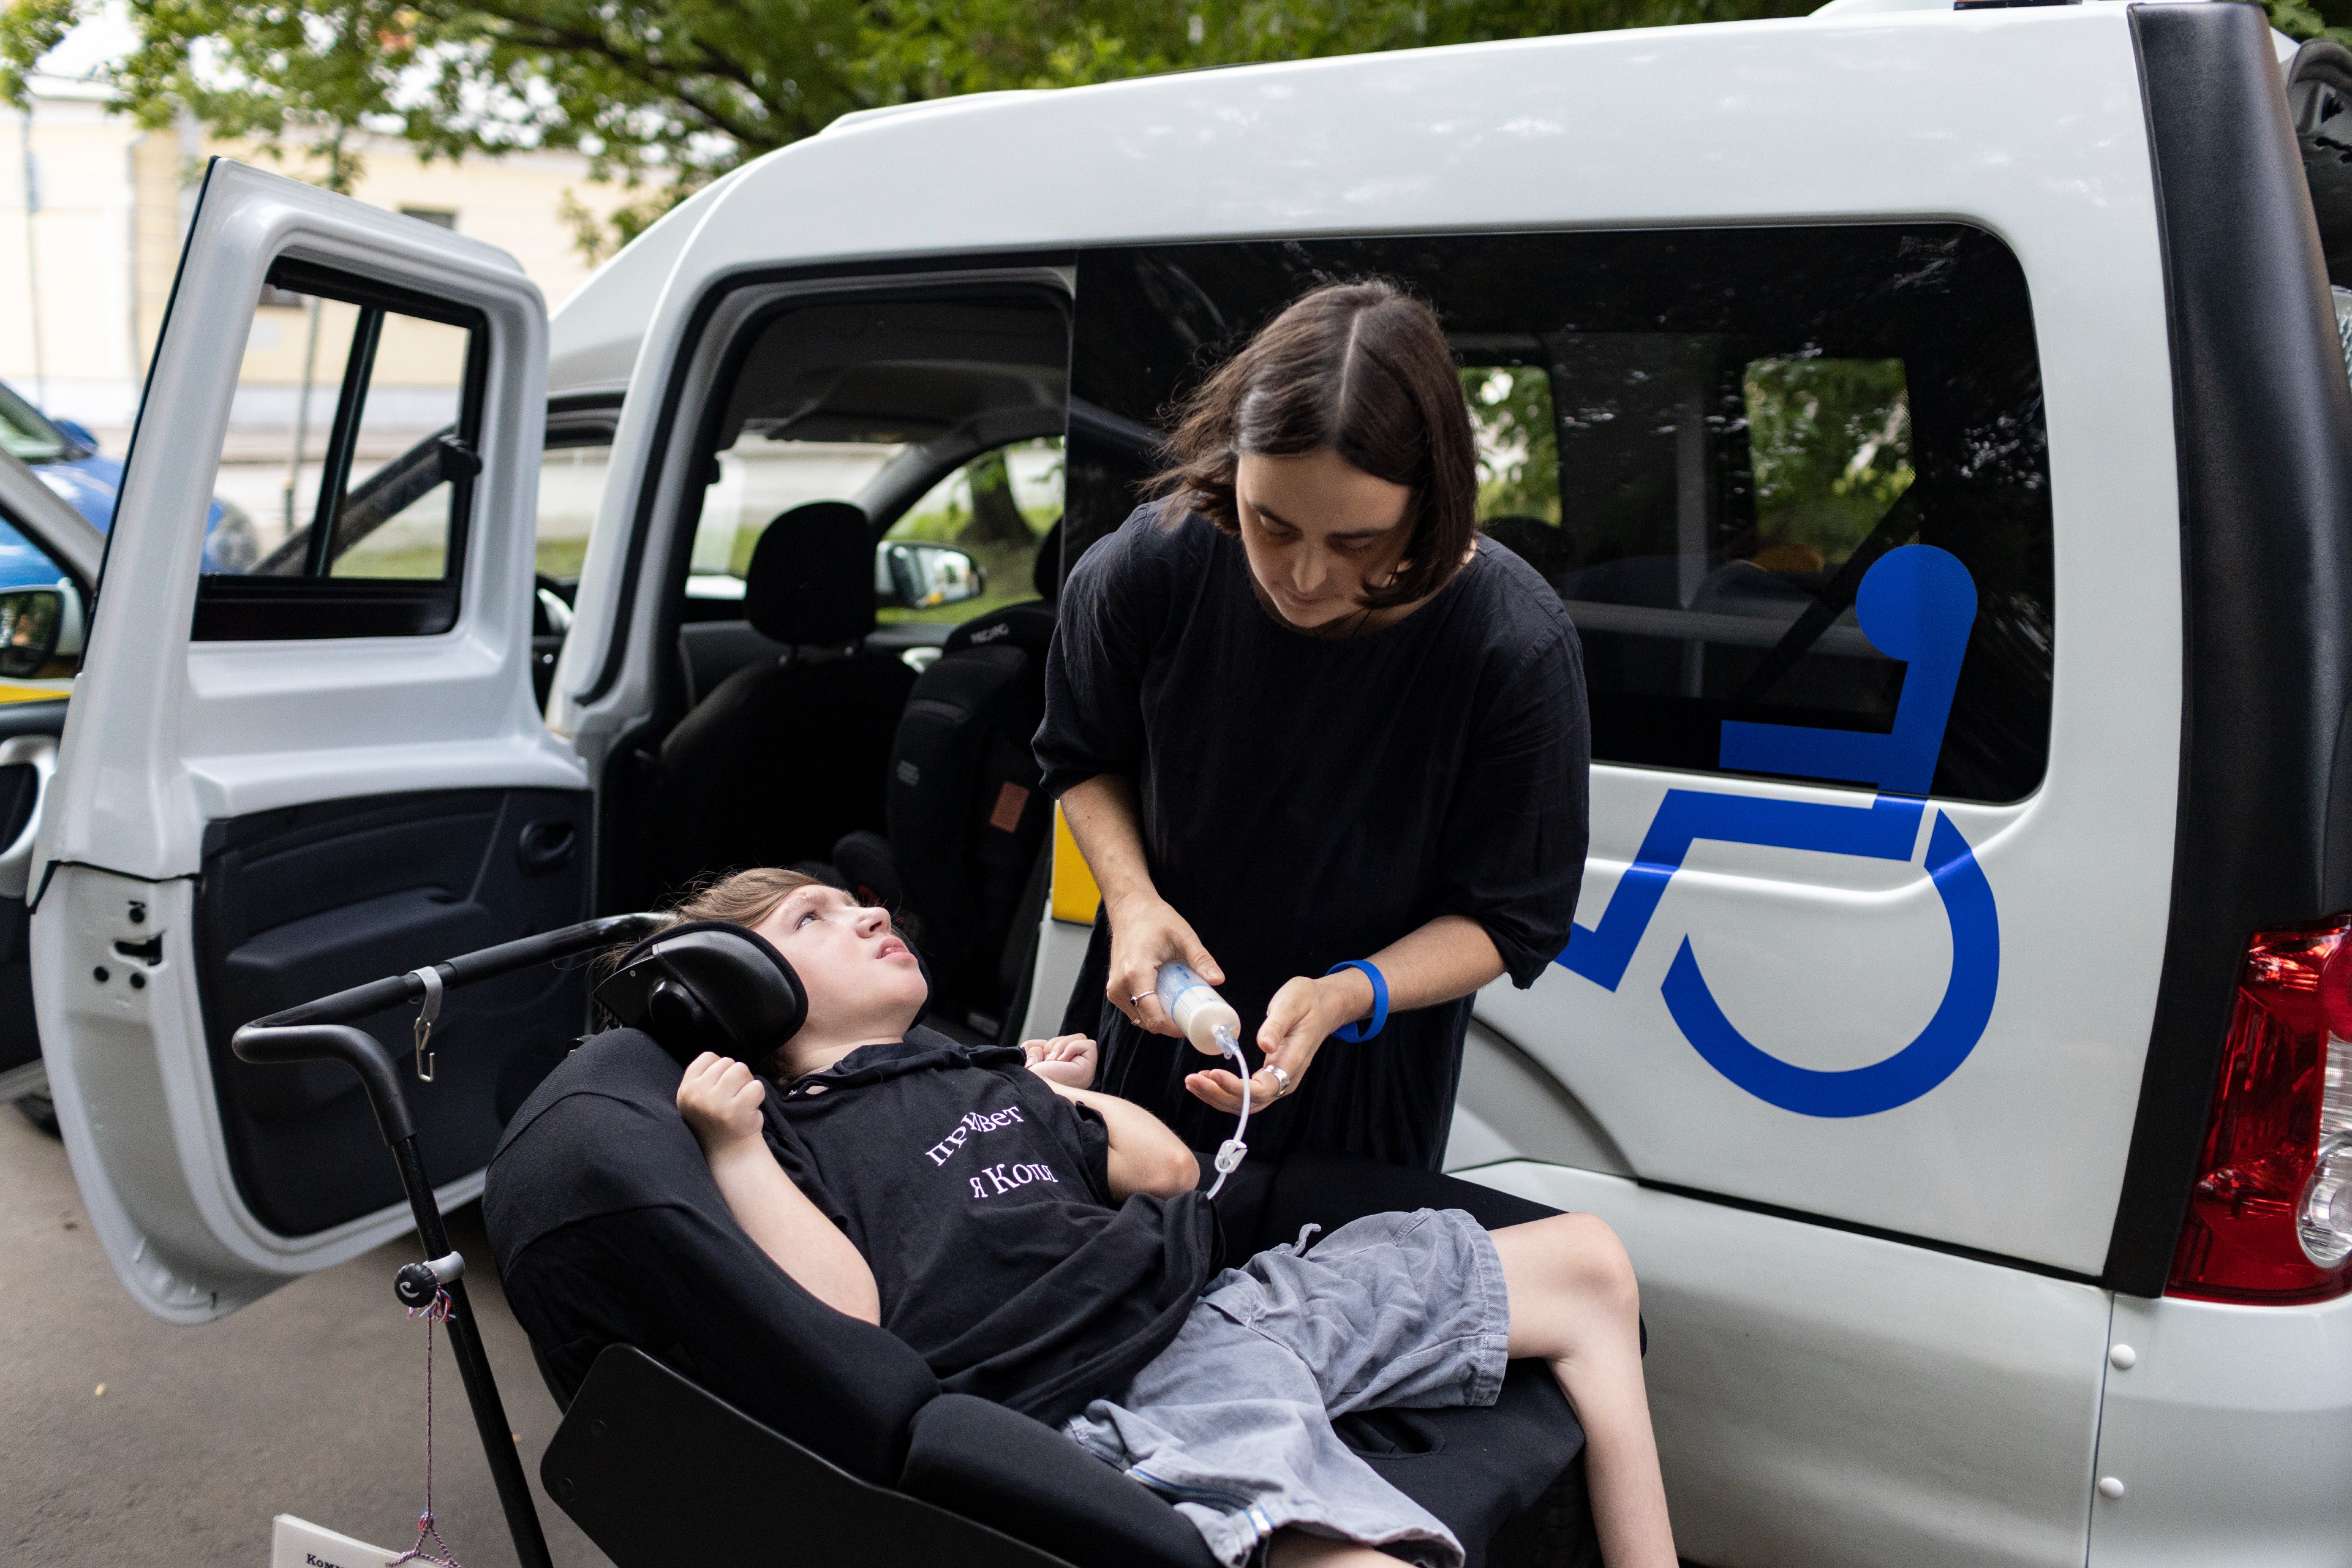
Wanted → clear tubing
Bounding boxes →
[1206,1020,1249,1200]
[1155,962,1252,1198]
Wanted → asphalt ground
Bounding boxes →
[0,1101,615,1567]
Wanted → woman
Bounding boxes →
[1035,279,1591,1170]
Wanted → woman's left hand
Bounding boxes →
[1182,969,1374,1114]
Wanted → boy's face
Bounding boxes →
[752,884,929,1045]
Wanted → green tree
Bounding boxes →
[0,0,1812,252]
[2264,0,2352,47]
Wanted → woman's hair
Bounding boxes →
[1153,278,1478,610]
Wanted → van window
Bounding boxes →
[683,431,907,602]
[194,260,486,639]
[684,292,1070,622]
[536,430,614,581]
[879,437,1062,625]
[1069,227,2053,804]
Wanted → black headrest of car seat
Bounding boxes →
[595,921,809,1070]
[942,598,1058,658]
[744,500,874,647]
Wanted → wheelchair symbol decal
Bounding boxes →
[1557,545,2000,1118]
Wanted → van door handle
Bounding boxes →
[516,819,577,877]
[0,733,58,901]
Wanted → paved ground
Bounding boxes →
[0,1103,614,1567]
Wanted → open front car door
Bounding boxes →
[33,159,587,1321]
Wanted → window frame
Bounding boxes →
[192,258,491,641]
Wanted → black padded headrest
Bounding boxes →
[744,500,873,646]
[942,599,1057,658]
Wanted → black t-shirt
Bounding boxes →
[1036,505,1591,1170]
[484,1027,1217,1443]
[772,1038,1218,1423]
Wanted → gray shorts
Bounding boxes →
[1063,1207,1510,1568]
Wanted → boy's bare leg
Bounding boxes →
[1491,1215,1677,1568]
[1268,1531,1400,1567]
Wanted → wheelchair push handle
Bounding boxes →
[232,1021,417,1144]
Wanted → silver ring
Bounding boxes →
[1266,1065,1292,1097]
[1129,993,1153,1005]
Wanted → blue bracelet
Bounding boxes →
[1325,960,1390,1042]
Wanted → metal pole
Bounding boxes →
[20,102,43,409]
[388,1136,555,1568]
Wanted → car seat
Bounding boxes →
[492,1031,1597,1568]
[650,501,917,895]
[833,521,1065,1028]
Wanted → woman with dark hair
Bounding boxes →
[1035,279,1591,1170]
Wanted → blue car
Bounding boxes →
[0,379,256,589]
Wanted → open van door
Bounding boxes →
[33,160,587,1322]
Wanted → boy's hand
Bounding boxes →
[677,1052,767,1154]
[1023,1033,1098,1089]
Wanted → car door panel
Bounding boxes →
[34,159,579,1321]
[196,788,589,1235]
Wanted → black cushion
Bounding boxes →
[548,1347,1073,1568]
[745,500,875,646]
[486,1032,941,1483]
[902,1394,1221,1568]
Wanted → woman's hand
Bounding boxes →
[1023,1033,1099,1089]
[1107,894,1224,1039]
[677,1052,767,1156]
[1183,969,1376,1114]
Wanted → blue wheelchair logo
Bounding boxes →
[1558,545,2000,1118]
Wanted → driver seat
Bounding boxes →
[651,502,917,895]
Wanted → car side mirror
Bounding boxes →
[0,586,67,677]
[50,417,97,455]
[876,541,985,609]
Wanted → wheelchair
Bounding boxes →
[235,917,1599,1568]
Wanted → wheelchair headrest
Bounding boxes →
[594,921,809,1071]
[745,500,873,647]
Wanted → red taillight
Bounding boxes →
[2166,918,2352,1303]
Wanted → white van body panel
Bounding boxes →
[1468,1160,2113,1568]
[32,162,570,1319]
[559,6,2179,1273]
[547,166,751,399]
[2087,1291,2352,1564]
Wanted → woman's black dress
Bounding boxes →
[1035,505,1591,1170]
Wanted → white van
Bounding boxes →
[24,1,2352,1562]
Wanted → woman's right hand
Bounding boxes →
[1107,895,1224,1038]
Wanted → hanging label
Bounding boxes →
[270,1515,400,1568]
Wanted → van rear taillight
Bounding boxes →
[2166,919,2352,1303]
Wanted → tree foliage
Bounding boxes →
[0,0,1811,250]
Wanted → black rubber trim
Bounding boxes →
[2105,3,2352,1295]
[579,249,1076,708]
[1638,1176,2101,1287]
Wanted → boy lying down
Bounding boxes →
[513,868,1676,1568]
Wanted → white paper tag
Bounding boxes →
[269,1514,400,1568]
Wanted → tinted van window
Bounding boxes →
[1069,227,2052,804]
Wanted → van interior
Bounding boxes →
[589,286,1099,1046]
